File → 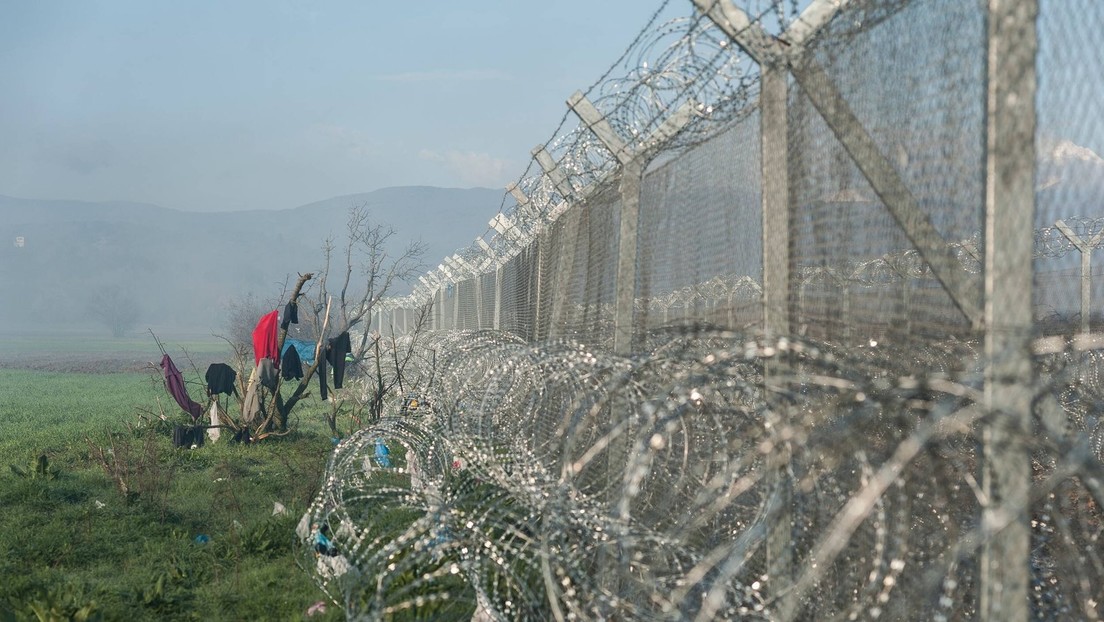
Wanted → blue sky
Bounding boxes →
[0,0,678,211]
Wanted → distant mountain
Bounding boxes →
[1036,138,1104,224]
[0,187,504,334]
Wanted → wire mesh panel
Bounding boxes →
[499,247,537,341]
[548,183,622,351]
[788,0,985,346]
[532,230,556,342]
[477,271,497,331]
[636,111,763,340]
[454,277,477,331]
[438,284,454,331]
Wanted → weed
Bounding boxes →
[8,455,59,481]
[84,425,176,513]
[4,582,103,622]
[239,514,298,558]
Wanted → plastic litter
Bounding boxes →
[374,438,392,468]
[312,523,338,556]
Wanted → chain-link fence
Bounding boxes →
[307,1,1104,619]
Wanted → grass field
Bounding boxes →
[0,346,346,620]
[0,330,226,355]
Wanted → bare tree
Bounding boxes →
[221,291,276,361]
[372,304,435,415]
[324,300,435,435]
[88,284,141,338]
[242,203,427,437]
[311,204,427,360]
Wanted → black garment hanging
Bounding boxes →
[280,301,299,330]
[318,345,329,401]
[327,331,352,389]
[205,363,238,396]
[281,346,303,381]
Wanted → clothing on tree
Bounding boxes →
[258,357,277,391]
[242,365,261,424]
[252,310,280,368]
[327,331,352,389]
[204,363,237,396]
[160,354,203,420]
[281,346,303,381]
[282,338,316,365]
[280,301,299,330]
[207,402,222,443]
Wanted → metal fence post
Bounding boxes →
[494,266,503,331]
[435,286,443,331]
[550,210,581,339]
[533,232,547,341]
[761,62,795,618]
[452,281,460,330]
[1054,219,1103,334]
[614,161,643,355]
[981,0,1037,620]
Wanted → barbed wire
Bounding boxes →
[1035,216,1104,258]
[298,327,1104,619]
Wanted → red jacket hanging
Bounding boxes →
[253,310,280,369]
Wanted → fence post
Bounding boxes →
[534,233,548,340]
[476,237,503,332]
[549,213,579,339]
[566,90,697,350]
[562,91,641,608]
[452,281,460,330]
[841,279,851,344]
[474,275,483,330]
[761,62,795,618]
[613,163,643,355]
[435,285,444,331]
[981,0,1037,620]
[563,92,634,352]
[1054,219,1103,334]
[530,148,577,342]
[762,61,790,333]
[494,266,503,331]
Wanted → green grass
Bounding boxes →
[0,369,345,621]
[0,330,226,356]
[0,370,165,457]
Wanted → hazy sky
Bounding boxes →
[0,0,677,212]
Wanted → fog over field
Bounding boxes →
[0,186,502,338]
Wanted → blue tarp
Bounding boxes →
[282,338,317,365]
